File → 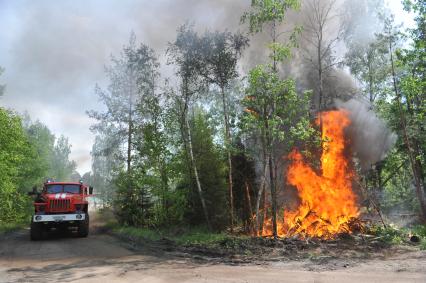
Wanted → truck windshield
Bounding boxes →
[46,184,81,194]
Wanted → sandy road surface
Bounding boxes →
[1,224,425,283]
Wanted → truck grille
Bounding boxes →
[49,199,70,212]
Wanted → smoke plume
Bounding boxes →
[335,98,397,170]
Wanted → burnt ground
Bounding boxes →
[0,213,425,283]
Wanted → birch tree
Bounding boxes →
[167,24,211,230]
[199,30,249,229]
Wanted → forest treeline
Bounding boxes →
[85,0,425,236]
[0,0,424,233]
[0,95,78,223]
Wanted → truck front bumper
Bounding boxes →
[33,213,86,222]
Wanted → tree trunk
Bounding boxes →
[127,98,133,173]
[255,159,268,236]
[221,86,234,231]
[389,42,426,220]
[185,114,212,230]
[265,118,278,239]
[245,181,254,234]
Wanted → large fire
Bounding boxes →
[262,110,360,239]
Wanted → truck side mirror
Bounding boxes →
[89,186,93,195]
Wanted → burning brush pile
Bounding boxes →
[263,110,362,239]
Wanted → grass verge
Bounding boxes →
[0,222,26,235]
[370,223,426,249]
[109,223,235,247]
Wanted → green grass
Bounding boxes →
[410,225,426,250]
[0,222,26,235]
[370,223,426,248]
[370,224,406,244]
[113,226,162,241]
[172,228,231,246]
[108,223,235,247]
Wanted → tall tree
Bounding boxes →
[199,30,249,229]
[241,0,301,238]
[91,135,120,206]
[167,24,211,229]
[302,0,341,111]
[343,0,388,103]
[20,119,55,188]
[241,65,314,237]
[386,1,426,220]
[88,33,142,174]
[183,109,228,229]
[49,135,76,181]
[0,108,32,223]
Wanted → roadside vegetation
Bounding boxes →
[0,75,79,231]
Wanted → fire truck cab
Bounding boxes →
[29,180,93,240]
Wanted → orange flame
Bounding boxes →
[262,110,360,239]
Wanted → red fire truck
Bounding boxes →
[29,180,93,240]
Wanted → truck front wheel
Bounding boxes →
[77,214,89,237]
[30,219,43,241]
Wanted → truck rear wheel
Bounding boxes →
[77,214,89,237]
[30,219,43,241]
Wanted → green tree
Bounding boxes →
[0,108,32,223]
[49,135,77,181]
[20,119,55,188]
[167,24,211,229]
[373,5,426,220]
[198,30,249,229]
[88,32,145,174]
[343,0,389,103]
[241,0,301,72]
[241,64,314,237]
[180,109,228,229]
[241,0,303,238]
[91,135,120,206]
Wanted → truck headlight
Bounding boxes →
[76,214,83,219]
[35,215,42,221]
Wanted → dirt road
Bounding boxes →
[1,224,425,283]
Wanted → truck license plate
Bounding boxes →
[53,216,65,221]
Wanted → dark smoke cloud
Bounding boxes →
[336,98,397,170]
[0,0,408,174]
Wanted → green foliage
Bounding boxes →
[241,0,300,34]
[370,224,406,244]
[20,120,55,188]
[241,64,315,151]
[411,225,426,250]
[0,109,33,223]
[181,109,228,229]
[113,170,152,227]
[241,0,301,67]
[48,135,76,181]
[173,228,229,246]
[111,223,230,247]
[113,225,162,241]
